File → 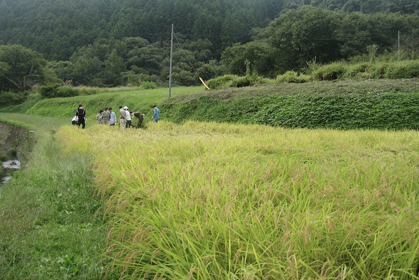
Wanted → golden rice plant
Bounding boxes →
[58,121,419,279]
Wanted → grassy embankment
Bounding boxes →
[162,79,419,130]
[58,121,419,279]
[0,114,118,279]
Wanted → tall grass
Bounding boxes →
[58,121,419,279]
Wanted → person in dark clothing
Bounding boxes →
[131,112,145,128]
[76,104,86,129]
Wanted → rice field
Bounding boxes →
[57,121,419,279]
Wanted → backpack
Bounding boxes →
[76,108,84,117]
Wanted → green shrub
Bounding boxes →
[385,61,419,79]
[55,86,79,97]
[38,84,61,98]
[141,81,157,89]
[206,75,238,89]
[0,91,26,105]
[228,75,270,88]
[342,63,370,78]
[313,63,347,81]
[230,76,252,88]
[39,85,81,98]
[370,63,389,79]
[276,71,311,83]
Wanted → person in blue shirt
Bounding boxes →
[152,105,160,123]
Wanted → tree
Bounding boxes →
[103,49,125,86]
[268,6,342,71]
[71,56,102,86]
[197,60,227,81]
[221,41,276,76]
[0,44,47,92]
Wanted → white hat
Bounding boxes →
[123,106,128,110]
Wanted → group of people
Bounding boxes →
[72,104,160,129]
[95,107,118,126]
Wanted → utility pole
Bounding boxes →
[169,24,174,99]
[398,30,401,62]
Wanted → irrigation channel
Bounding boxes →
[1,159,20,184]
[0,121,32,186]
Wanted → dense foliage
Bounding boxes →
[0,44,47,92]
[41,7,419,87]
[1,1,419,89]
[224,7,419,76]
[0,0,285,61]
[0,0,417,62]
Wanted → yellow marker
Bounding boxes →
[199,77,210,90]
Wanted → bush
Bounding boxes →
[370,63,389,79]
[230,75,271,88]
[141,81,157,89]
[276,71,311,83]
[230,76,252,88]
[342,63,369,79]
[55,86,79,97]
[39,84,80,98]
[207,74,269,89]
[206,75,238,89]
[38,84,60,98]
[385,61,419,79]
[313,63,347,81]
[0,91,26,105]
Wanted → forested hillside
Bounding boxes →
[0,0,418,62]
[1,0,419,91]
[0,0,284,61]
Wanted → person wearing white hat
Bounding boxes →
[124,106,131,128]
